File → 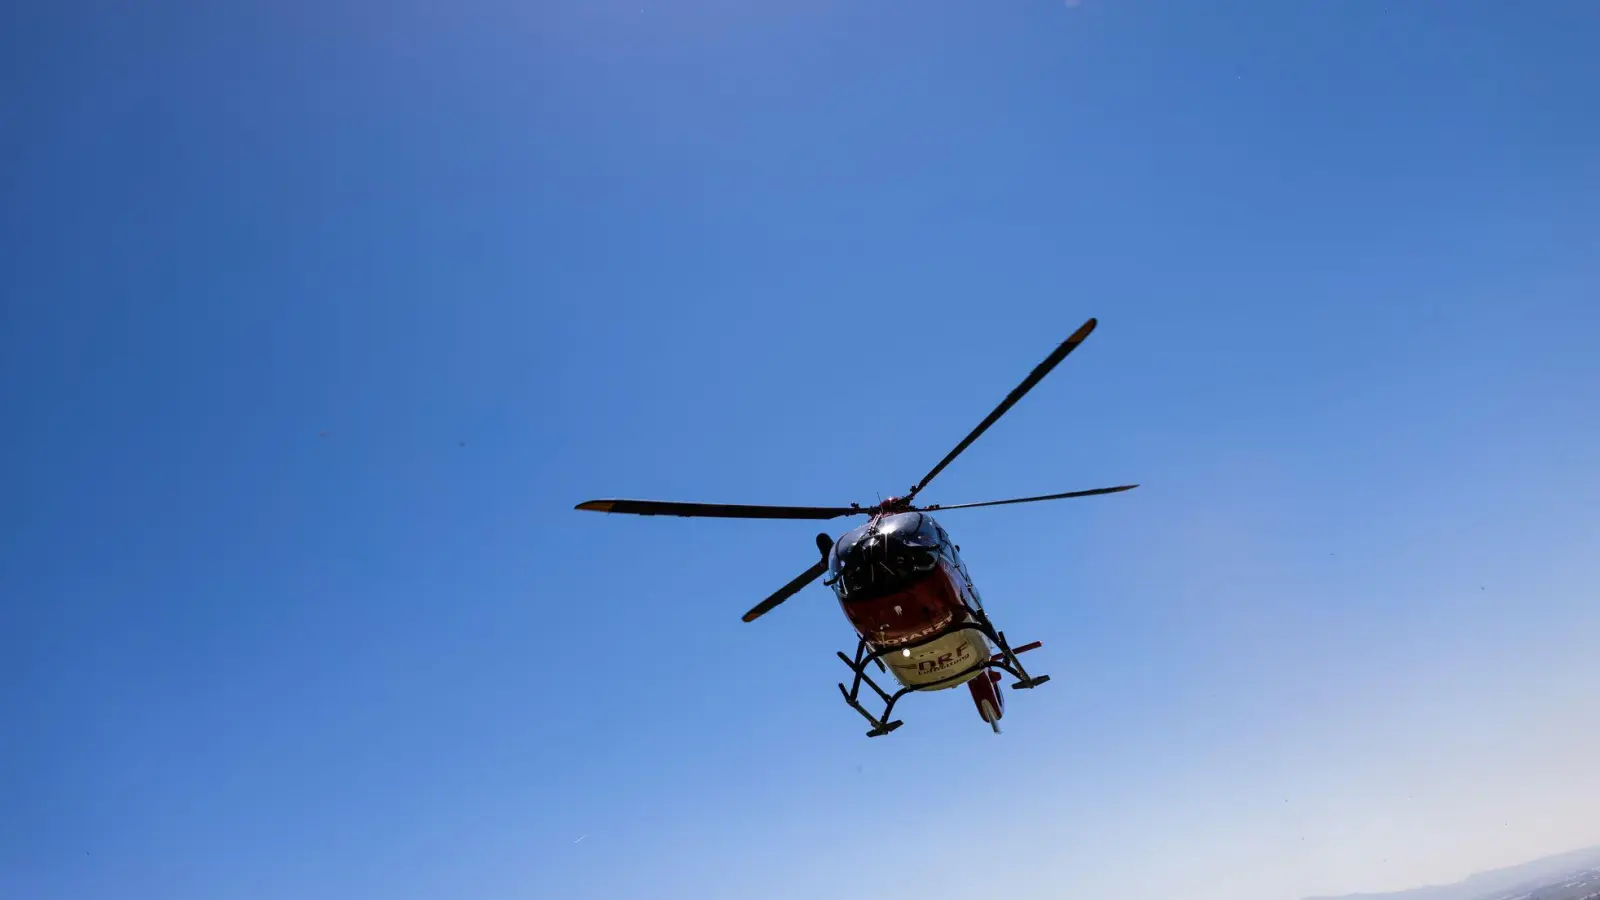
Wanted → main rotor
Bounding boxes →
[574,317,1138,620]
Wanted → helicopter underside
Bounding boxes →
[880,625,993,691]
[838,562,993,690]
[822,527,1049,735]
[833,599,1048,737]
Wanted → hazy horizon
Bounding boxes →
[1302,843,1600,900]
[5,2,1598,900]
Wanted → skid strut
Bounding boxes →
[834,606,1050,737]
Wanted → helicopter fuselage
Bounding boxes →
[826,511,995,692]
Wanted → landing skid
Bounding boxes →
[835,606,1049,737]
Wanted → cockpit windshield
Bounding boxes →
[828,512,942,602]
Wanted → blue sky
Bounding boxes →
[4,2,1599,899]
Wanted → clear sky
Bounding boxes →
[4,2,1599,900]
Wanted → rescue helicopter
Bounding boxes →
[575,317,1137,737]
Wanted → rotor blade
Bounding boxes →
[918,483,1139,512]
[906,317,1100,502]
[742,558,829,622]
[575,499,862,520]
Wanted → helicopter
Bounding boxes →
[575,317,1137,737]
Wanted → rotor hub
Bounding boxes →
[876,495,914,515]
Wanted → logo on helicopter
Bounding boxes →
[913,642,972,675]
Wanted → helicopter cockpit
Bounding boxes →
[827,512,946,603]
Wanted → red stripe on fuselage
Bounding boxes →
[837,561,970,647]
